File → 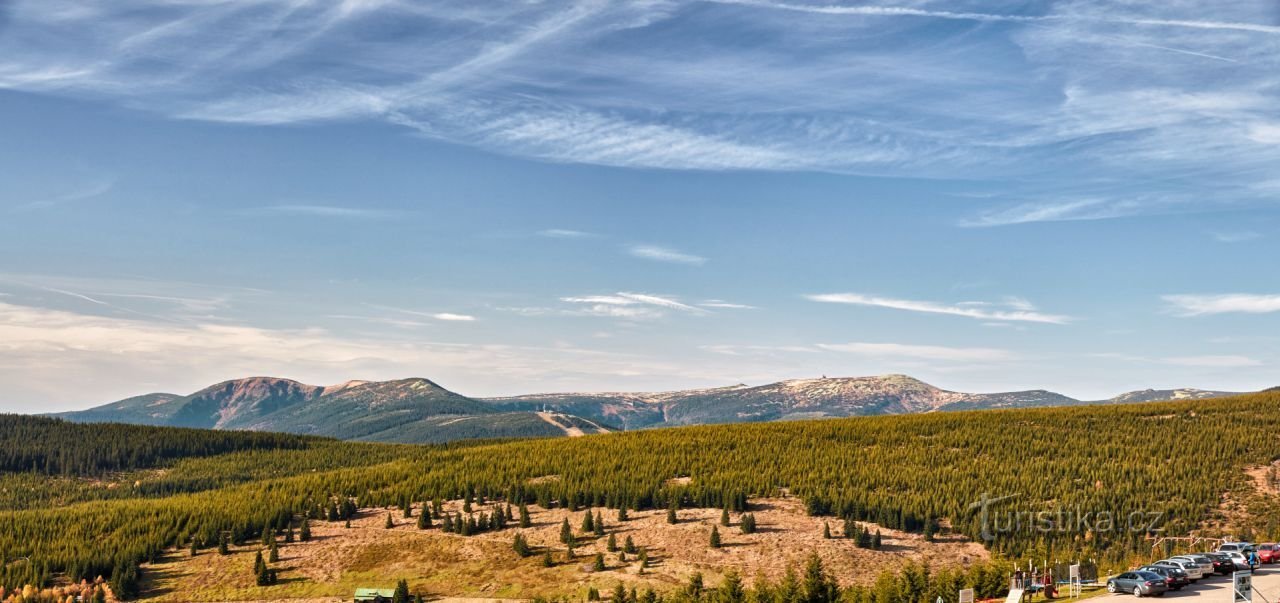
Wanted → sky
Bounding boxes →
[1,0,1279,412]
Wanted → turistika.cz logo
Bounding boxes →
[967,492,1165,541]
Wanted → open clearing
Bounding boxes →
[139,497,987,602]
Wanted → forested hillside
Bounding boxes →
[5,392,1280,599]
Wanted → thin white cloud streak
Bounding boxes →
[711,0,1280,35]
[13,178,115,211]
[1211,231,1262,243]
[1163,293,1280,316]
[816,342,1015,362]
[628,245,707,265]
[432,312,476,322]
[244,205,396,218]
[807,293,1072,324]
[699,300,756,309]
[537,229,598,239]
[560,291,708,319]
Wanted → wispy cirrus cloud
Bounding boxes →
[628,245,707,265]
[561,291,708,319]
[1163,293,1280,316]
[4,0,1279,223]
[807,293,1071,324]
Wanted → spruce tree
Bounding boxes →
[710,525,722,548]
[385,513,394,529]
[189,538,198,557]
[606,533,618,552]
[666,500,678,525]
[617,506,629,522]
[582,509,595,533]
[268,540,279,563]
[513,533,531,558]
[560,518,574,544]
[594,511,605,538]
[518,502,531,528]
[593,552,606,572]
[300,519,311,542]
[417,510,431,529]
[393,578,410,603]
[624,535,637,554]
[218,534,230,555]
[542,551,554,567]
[872,530,883,550]
[721,507,731,527]
[254,550,266,576]
[822,522,831,539]
[612,583,627,603]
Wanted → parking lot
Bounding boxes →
[1097,565,1278,600]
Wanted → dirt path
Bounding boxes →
[535,412,585,437]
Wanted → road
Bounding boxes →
[1097,565,1280,601]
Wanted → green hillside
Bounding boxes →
[5,391,1280,597]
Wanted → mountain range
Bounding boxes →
[52,374,1247,444]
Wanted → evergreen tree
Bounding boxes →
[873,529,883,550]
[801,553,837,603]
[624,535,637,554]
[720,569,746,603]
[582,509,595,533]
[710,525,722,549]
[218,534,230,555]
[606,533,618,552]
[285,525,295,543]
[542,551,554,567]
[617,506,628,522]
[666,500,678,525]
[593,552,606,572]
[611,582,627,603]
[518,502,531,528]
[393,578,410,603]
[560,518,574,544]
[268,540,279,563]
[300,519,311,542]
[189,538,199,557]
[594,511,605,538]
[842,518,854,539]
[385,512,394,529]
[513,533,531,558]
[740,513,757,535]
[822,522,831,539]
[721,507,731,527]
[254,550,266,576]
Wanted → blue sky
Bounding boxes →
[1,0,1279,411]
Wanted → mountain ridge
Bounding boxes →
[55,374,1247,442]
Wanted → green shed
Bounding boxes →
[353,588,396,602]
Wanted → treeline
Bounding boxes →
[547,555,1011,603]
[4,392,1280,595]
[0,415,325,476]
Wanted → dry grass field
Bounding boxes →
[138,497,987,602]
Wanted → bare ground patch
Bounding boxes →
[139,498,987,602]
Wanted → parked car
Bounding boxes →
[1138,565,1190,590]
[1257,543,1277,563]
[1170,554,1214,577]
[1107,571,1170,597]
[1226,551,1256,571]
[1220,542,1256,554]
[1202,552,1236,575]
[1155,559,1204,581]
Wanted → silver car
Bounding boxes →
[1226,551,1256,571]
[1156,558,1205,581]
[1170,554,1214,577]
